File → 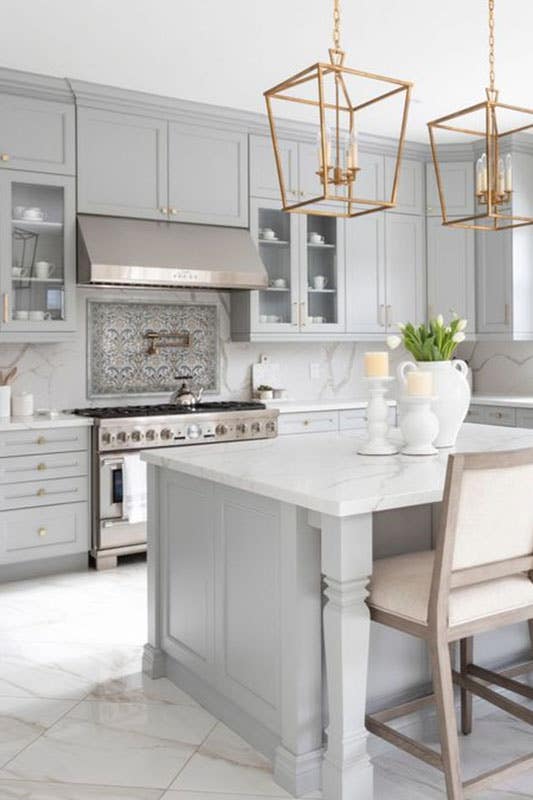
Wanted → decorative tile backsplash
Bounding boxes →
[87,300,218,397]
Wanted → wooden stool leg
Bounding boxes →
[460,637,473,736]
[431,639,464,800]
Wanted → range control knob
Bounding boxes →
[216,424,228,436]
[160,428,174,440]
[101,432,112,444]
[131,430,142,442]
[266,421,276,434]
[186,424,202,439]
[117,431,130,443]
[251,422,261,434]
[236,423,248,434]
[145,429,157,441]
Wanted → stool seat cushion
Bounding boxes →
[368,551,533,627]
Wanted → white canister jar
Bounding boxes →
[0,386,11,418]
[12,392,34,417]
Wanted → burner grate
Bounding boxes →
[71,401,267,419]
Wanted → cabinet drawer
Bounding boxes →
[0,427,89,457]
[339,407,396,430]
[465,405,487,424]
[0,502,89,565]
[278,411,339,435]
[0,451,89,484]
[516,408,533,429]
[0,476,88,511]
[484,406,516,427]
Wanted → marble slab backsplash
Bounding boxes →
[2,284,530,410]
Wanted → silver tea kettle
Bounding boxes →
[170,375,204,407]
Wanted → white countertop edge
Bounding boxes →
[266,399,396,414]
[471,395,533,409]
[0,414,93,431]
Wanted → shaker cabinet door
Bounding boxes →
[0,94,75,176]
[345,214,386,333]
[385,213,425,330]
[427,217,475,325]
[426,160,474,217]
[476,228,513,334]
[77,108,168,220]
[168,123,248,227]
[249,134,298,201]
[385,156,424,215]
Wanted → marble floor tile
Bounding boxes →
[0,696,77,768]
[170,722,290,797]
[0,642,143,700]
[0,780,163,799]
[88,672,198,707]
[1,699,217,789]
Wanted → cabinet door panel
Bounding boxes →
[250,135,298,201]
[427,217,475,325]
[0,94,75,175]
[385,214,425,329]
[77,108,168,220]
[169,123,248,227]
[355,152,385,204]
[298,141,323,201]
[385,157,424,215]
[476,228,512,333]
[426,161,474,217]
[345,214,386,333]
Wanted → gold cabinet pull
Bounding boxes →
[36,436,46,445]
[378,304,385,327]
[0,153,9,162]
[37,488,46,497]
[386,304,393,326]
[292,302,299,326]
[37,462,46,471]
[169,207,178,215]
[159,207,168,215]
[504,303,510,326]
[38,527,47,537]
[303,419,310,427]
[2,293,8,323]
[300,301,307,326]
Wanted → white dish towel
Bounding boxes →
[122,453,147,524]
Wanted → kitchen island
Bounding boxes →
[142,423,533,800]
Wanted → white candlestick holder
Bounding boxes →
[357,377,398,456]
[400,396,439,456]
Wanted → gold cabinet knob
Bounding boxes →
[303,419,310,427]
[0,153,9,162]
[37,488,46,497]
[38,527,47,537]
[36,436,46,445]
[159,207,168,214]
[37,462,46,471]
[169,207,178,215]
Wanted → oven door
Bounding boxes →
[98,454,146,551]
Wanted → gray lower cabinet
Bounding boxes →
[278,407,396,436]
[0,93,75,176]
[77,108,169,220]
[168,123,248,227]
[0,426,90,568]
[467,404,518,427]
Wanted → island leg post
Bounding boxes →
[321,512,374,800]
[143,464,166,679]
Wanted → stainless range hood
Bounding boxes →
[77,214,268,290]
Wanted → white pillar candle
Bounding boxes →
[406,370,433,397]
[364,351,389,378]
[505,153,513,192]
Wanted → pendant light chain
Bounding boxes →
[333,0,341,51]
[488,0,496,91]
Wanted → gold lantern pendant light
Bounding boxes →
[264,0,413,218]
[428,0,533,231]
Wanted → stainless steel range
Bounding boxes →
[71,402,279,570]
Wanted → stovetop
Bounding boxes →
[71,401,266,420]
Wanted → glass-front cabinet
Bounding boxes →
[0,171,76,338]
[245,198,345,336]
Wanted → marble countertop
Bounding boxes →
[143,423,533,518]
[471,395,533,409]
[264,399,395,414]
[0,413,93,432]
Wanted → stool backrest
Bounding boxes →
[429,447,533,629]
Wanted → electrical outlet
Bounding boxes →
[309,363,321,380]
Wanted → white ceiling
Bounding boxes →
[1,0,531,142]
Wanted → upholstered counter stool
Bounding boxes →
[365,448,533,800]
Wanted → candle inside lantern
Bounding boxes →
[497,157,505,195]
[476,153,488,194]
[406,370,433,397]
[505,152,513,192]
[364,351,389,378]
[347,122,358,170]
[317,128,331,169]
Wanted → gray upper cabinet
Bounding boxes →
[345,214,386,334]
[77,108,169,220]
[385,213,425,328]
[249,134,298,201]
[476,228,513,335]
[355,151,385,204]
[426,161,474,217]
[386,156,424,215]
[0,94,75,176]
[298,141,323,200]
[168,123,248,227]
[427,217,475,326]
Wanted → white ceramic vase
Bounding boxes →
[398,360,471,448]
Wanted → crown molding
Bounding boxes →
[0,66,74,103]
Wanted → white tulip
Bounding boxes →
[387,335,402,350]
[436,314,444,326]
[457,318,467,331]
[445,326,451,333]
[397,322,405,331]
[452,331,466,343]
